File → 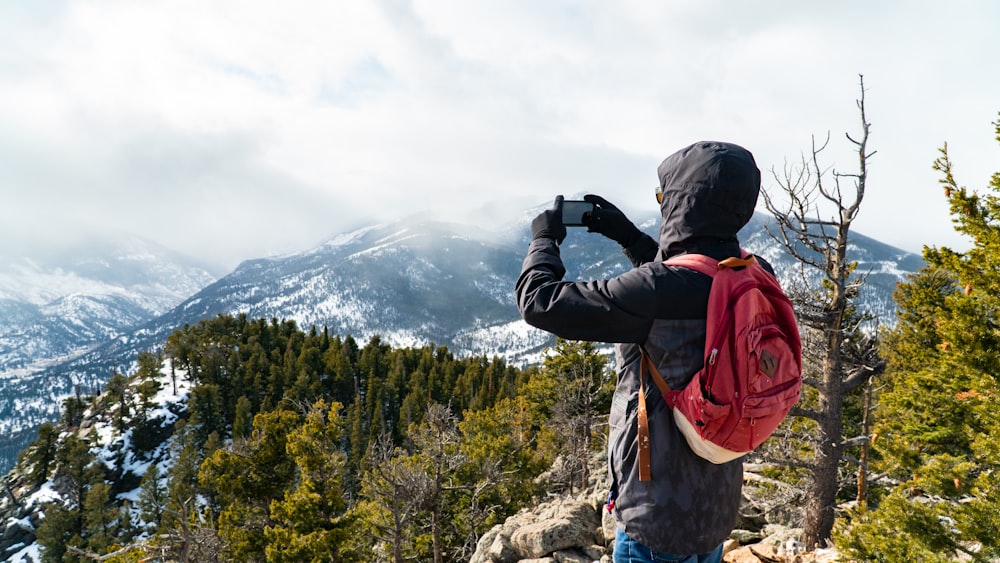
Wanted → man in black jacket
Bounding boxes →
[516,141,763,563]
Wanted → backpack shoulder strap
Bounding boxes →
[637,346,675,482]
[664,250,756,277]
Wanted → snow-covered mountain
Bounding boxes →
[0,235,217,472]
[0,235,217,371]
[0,211,923,474]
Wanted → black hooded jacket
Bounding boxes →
[515,141,764,554]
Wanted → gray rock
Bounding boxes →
[471,526,501,563]
[512,519,590,559]
[489,532,521,563]
[761,524,802,545]
[582,544,608,560]
[729,528,764,544]
[552,549,592,563]
[470,451,611,563]
[600,509,616,545]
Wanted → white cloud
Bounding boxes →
[0,1,997,269]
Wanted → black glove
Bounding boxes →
[581,194,643,247]
[531,195,567,244]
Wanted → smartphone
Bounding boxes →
[562,200,595,227]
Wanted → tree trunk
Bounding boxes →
[432,506,443,563]
[393,507,404,563]
[802,328,845,548]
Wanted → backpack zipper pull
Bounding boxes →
[709,349,718,365]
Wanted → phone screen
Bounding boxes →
[562,200,595,226]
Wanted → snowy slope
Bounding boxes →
[0,235,216,474]
[1,359,193,562]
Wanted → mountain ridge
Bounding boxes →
[0,210,923,474]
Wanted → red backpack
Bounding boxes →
[636,252,802,478]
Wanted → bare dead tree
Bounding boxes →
[759,75,887,548]
[67,501,221,562]
[542,340,610,495]
[363,433,430,563]
[412,403,468,563]
[362,403,508,563]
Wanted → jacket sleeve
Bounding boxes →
[622,232,658,267]
[515,238,658,343]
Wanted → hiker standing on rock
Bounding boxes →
[516,141,773,563]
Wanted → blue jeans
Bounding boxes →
[613,529,723,563]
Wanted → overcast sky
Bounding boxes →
[1,1,997,271]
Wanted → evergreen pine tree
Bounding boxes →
[82,481,118,553]
[22,421,58,487]
[345,392,368,492]
[837,115,1000,560]
[198,408,299,561]
[135,351,163,415]
[35,503,82,562]
[165,421,204,520]
[265,400,358,561]
[232,395,254,440]
[60,391,89,429]
[104,371,131,434]
[458,395,547,528]
[138,464,167,533]
[37,435,101,561]
[189,383,225,444]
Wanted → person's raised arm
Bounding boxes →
[516,196,656,343]
[582,194,658,266]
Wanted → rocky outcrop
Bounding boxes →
[723,527,840,562]
[471,450,615,563]
[0,471,43,561]
[472,504,838,563]
[470,492,613,563]
[468,451,840,563]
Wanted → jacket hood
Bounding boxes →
[655,141,760,259]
